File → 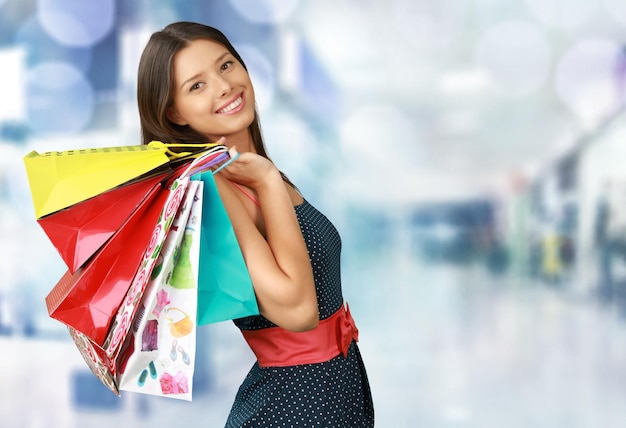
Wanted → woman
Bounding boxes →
[137,22,374,427]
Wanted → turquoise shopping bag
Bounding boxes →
[193,171,259,325]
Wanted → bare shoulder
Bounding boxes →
[212,173,236,200]
[212,174,245,213]
[214,174,265,234]
[286,183,304,207]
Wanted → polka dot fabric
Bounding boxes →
[226,200,374,427]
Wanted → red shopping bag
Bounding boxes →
[66,177,197,395]
[45,177,190,346]
[37,171,171,273]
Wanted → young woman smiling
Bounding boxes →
[137,22,374,427]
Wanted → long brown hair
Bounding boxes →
[137,21,271,161]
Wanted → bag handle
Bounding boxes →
[147,141,221,160]
[148,140,239,179]
[180,146,239,178]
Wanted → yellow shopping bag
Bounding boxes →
[24,144,172,218]
[23,142,223,219]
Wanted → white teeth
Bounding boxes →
[218,96,242,113]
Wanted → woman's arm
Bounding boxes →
[214,152,318,332]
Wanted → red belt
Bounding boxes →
[241,303,359,368]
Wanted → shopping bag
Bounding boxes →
[46,176,191,346]
[23,141,226,219]
[56,149,237,396]
[68,327,120,394]
[37,171,171,273]
[194,171,259,325]
[100,149,233,357]
[23,144,172,218]
[34,145,227,274]
[65,175,194,396]
[117,181,202,400]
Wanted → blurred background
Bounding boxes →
[2,0,626,426]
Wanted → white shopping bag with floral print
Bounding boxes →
[116,180,202,400]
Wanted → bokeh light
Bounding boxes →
[229,0,300,24]
[392,0,470,50]
[26,61,94,135]
[15,15,92,71]
[474,21,551,97]
[525,0,598,30]
[554,38,622,125]
[37,0,115,47]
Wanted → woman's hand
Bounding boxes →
[215,146,280,191]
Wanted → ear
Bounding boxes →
[166,107,187,126]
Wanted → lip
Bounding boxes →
[216,92,245,114]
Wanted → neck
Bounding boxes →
[218,128,255,154]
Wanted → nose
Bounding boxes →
[213,74,232,97]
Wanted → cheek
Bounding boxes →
[181,100,214,123]
[246,85,256,105]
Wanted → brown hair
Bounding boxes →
[137,21,271,161]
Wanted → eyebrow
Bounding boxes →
[179,51,232,90]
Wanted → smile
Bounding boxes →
[216,94,244,114]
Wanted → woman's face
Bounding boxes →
[168,39,256,144]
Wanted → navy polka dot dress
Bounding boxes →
[225,199,374,427]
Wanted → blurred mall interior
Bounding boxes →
[3,0,626,427]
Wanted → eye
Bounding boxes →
[220,60,234,72]
[190,81,203,92]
